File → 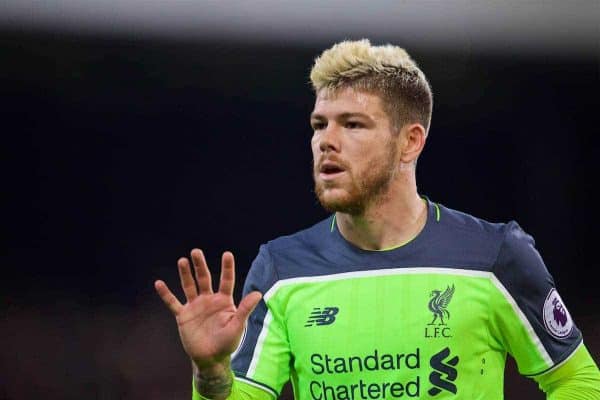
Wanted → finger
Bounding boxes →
[178,257,198,302]
[154,280,183,315]
[219,251,235,296]
[235,291,263,323]
[191,248,213,294]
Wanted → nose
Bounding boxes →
[318,123,341,153]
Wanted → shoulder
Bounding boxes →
[438,203,540,264]
[243,216,333,290]
[259,216,335,272]
[434,202,554,294]
[436,202,510,240]
[427,202,520,270]
[263,216,333,255]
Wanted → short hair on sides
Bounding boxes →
[310,39,433,134]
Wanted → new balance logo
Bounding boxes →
[428,347,459,396]
[304,307,339,327]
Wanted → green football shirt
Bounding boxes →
[196,200,589,399]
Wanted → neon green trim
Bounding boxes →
[434,202,441,222]
[330,214,336,232]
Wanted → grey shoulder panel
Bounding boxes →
[493,221,582,366]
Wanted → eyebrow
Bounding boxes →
[310,112,372,120]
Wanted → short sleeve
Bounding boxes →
[489,221,582,375]
[230,245,291,398]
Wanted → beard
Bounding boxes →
[313,141,398,216]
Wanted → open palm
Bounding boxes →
[155,249,262,370]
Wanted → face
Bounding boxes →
[310,87,400,215]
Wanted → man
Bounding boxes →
[155,40,600,399]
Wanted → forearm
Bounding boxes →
[192,369,276,400]
[544,364,600,400]
[192,361,234,400]
[534,344,600,400]
[547,383,600,400]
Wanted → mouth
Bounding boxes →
[318,162,346,180]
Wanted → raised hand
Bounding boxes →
[154,249,262,371]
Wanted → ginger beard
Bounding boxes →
[313,136,399,216]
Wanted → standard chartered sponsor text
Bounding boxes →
[309,349,421,399]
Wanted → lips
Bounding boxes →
[320,162,345,174]
[318,160,347,180]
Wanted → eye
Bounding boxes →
[311,121,326,131]
[345,121,363,129]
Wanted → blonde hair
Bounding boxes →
[310,39,432,133]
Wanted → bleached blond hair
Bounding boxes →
[310,39,432,133]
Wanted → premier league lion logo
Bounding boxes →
[543,288,573,338]
[552,298,568,327]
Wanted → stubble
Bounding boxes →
[314,138,398,216]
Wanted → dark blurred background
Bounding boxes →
[1,1,598,399]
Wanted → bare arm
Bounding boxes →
[192,362,233,399]
[155,249,262,400]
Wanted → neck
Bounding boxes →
[335,173,427,250]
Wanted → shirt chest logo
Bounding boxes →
[305,306,339,327]
[425,284,455,338]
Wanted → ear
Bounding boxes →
[398,123,427,163]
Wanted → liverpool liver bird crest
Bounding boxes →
[428,284,455,325]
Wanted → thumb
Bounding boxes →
[236,291,263,322]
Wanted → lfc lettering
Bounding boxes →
[424,326,452,338]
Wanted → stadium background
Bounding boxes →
[2,2,598,399]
